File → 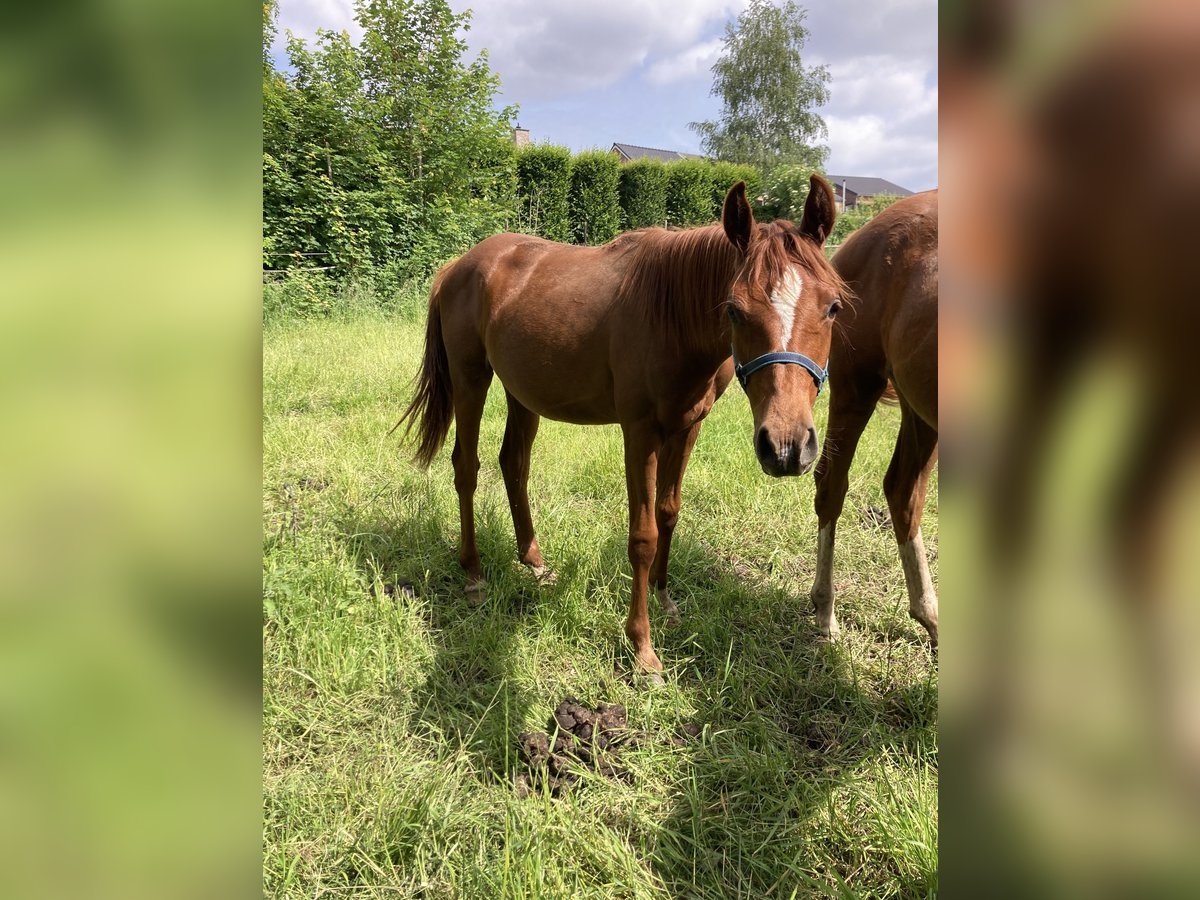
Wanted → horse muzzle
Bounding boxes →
[755,425,819,477]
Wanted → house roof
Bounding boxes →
[824,175,915,197]
[611,142,706,163]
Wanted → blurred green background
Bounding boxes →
[0,3,260,898]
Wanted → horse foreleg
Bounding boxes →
[811,383,883,638]
[622,427,663,676]
[649,421,703,626]
[884,403,939,644]
[499,390,551,581]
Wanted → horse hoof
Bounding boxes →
[529,564,557,585]
[465,578,487,605]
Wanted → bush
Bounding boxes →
[707,161,762,220]
[829,193,903,245]
[263,269,336,321]
[263,268,436,323]
[758,164,817,222]
[516,144,572,242]
[618,160,668,230]
[569,151,621,245]
[665,160,713,227]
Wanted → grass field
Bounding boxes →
[263,310,938,899]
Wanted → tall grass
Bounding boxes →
[263,315,938,898]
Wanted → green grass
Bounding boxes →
[263,312,938,899]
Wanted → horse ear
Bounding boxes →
[722,181,755,254]
[799,174,836,246]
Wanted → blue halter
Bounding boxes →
[732,346,828,394]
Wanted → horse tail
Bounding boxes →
[394,260,458,468]
[879,380,900,407]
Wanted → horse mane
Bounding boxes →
[612,218,852,351]
[744,220,851,304]
[612,224,741,350]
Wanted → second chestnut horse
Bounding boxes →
[810,190,939,644]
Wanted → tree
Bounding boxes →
[690,0,830,175]
[261,0,520,279]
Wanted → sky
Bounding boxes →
[271,0,938,192]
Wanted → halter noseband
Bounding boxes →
[732,347,828,394]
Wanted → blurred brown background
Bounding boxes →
[941,0,1200,895]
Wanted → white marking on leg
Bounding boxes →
[899,528,938,641]
[811,522,839,637]
[770,266,803,350]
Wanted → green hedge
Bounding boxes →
[569,150,621,245]
[512,149,766,243]
[618,160,668,230]
[665,160,713,227]
[707,161,763,220]
[516,144,572,242]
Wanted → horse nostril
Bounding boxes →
[805,426,818,454]
[755,427,774,461]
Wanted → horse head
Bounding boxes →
[721,176,842,477]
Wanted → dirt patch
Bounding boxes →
[513,700,705,797]
[370,579,416,600]
[669,722,703,747]
[861,504,891,530]
[514,699,635,797]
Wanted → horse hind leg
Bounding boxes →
[883,402,939,644]
[448,358,493,604]
[499,390,552,582]
[811,378,885,638]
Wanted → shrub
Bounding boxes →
[759,164,818,222]
[569,151,621,244]
[618,160,668,230]
[262,269,336,320]
[707,161,762,220]
[665,160,713,227]
[829,193,903,245]
[516,144,572,242]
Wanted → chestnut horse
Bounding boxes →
[400,177,844,675]
[810,190,938,644]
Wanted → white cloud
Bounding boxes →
[826,56,935,118]
[454,1,747,102]
[804,0,937,62]
[273,0,361,54]
[646,38,725,86]
[825,112,937,189]
[275,1,748,99]
[272,0,937,189]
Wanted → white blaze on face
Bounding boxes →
[769,266,803,350]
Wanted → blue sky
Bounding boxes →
[272,0,937,192]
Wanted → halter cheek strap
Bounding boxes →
[732,346,829,393]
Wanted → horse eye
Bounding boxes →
[727,305,744,325]
[828,300,843,319]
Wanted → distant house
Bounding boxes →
[610,142,706,163]
[825,175,915,210]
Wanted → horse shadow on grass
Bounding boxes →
[334,496,600,785]
[614,530,939,897]
[336,499,936,895]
